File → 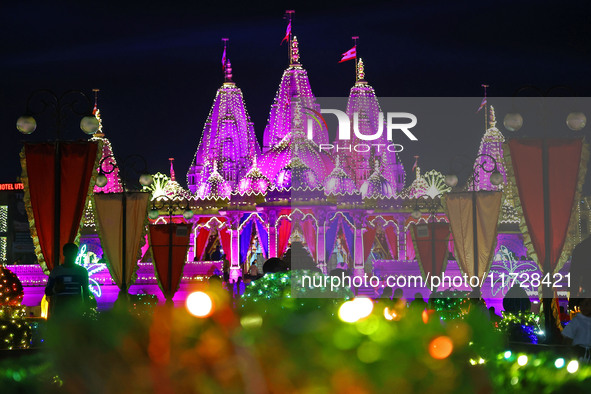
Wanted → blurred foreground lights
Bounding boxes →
[429,336,453,359]
[240,314,263,329]
[338,297,374,323]
[503,350,512,360]
[186,291,214,318]
[567,112,586,131]
[517,355,528,366]
[567,360,579,374]
[554,358,565,369]
[383,307,398,321]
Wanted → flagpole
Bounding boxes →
[482,84,489,130]
[352,36,359,81]
[285,10,295,63]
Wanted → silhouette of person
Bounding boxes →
[45,243,90,318]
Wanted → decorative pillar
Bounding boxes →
[395,214,407,261]
[353,212,365,278]
[316,209,327,274]
[268,209,278,258]
[226,213,241,282]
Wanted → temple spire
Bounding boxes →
[169,158,176,182]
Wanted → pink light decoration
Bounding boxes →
[91,106,123,194]
[196,162,232,200]
[359,159,395,199]
[262,36,329,153]
[237,156,271,195]
[324,156,357,195]
[339,59,405,191]
[187,57,261,194]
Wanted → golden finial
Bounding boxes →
[357,58,365,82]
[291,36,300,64]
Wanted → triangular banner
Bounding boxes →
[94,192,150,291]
[444,191,502,279]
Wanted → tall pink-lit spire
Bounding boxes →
[90,89,123,194]
[339,58,405,191]
[187,39,261,194]
[169,158,176,182]
[262,24,328,152]
[469,105,506,191]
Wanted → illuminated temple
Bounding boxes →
[8,36,591,310]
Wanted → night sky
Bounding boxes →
[2,0,591,188]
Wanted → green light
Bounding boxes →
[503,350,511,359]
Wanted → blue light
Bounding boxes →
[504,350,512,359]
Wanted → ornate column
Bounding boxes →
[225,212,241,282]
[315,209,328,274]
[268,209,278,258]
[395,214,407,260]
[352,211,365,278]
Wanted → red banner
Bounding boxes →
[412,222,451,279]
[508,139,585,273]
[149,223,193,301]
[22,141,99,272]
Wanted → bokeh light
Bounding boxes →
[428,336,453,359]
[554,358,565,368]
[567,360,579,373]
[338,298,374,323]
[517,355,528,366]
[185,291,214,318]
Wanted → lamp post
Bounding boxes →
[446,153,502,281]
[96,154,153,297]
[503,86,586,343]
[17,89,99,269]
[148,197,194,305]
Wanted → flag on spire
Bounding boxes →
[339,46,356,63]
[221,38,228,71]
[476,97,487,113]
[477,84,488,113]
[412,156,419,173]
[281,21,291,45]
[221,46,227,70]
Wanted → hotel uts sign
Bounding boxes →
[304,107,418,153]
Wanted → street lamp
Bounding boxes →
[96,154,153,299]
[149,196,194,305]
[17,89,99,269]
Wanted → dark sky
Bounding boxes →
[2,0,591,188]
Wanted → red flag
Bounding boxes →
[221,46,227,70]
[476,97,487,113]
[281,21,291,45]
[339,46,356,63]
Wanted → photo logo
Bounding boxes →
[303,107,418,153]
